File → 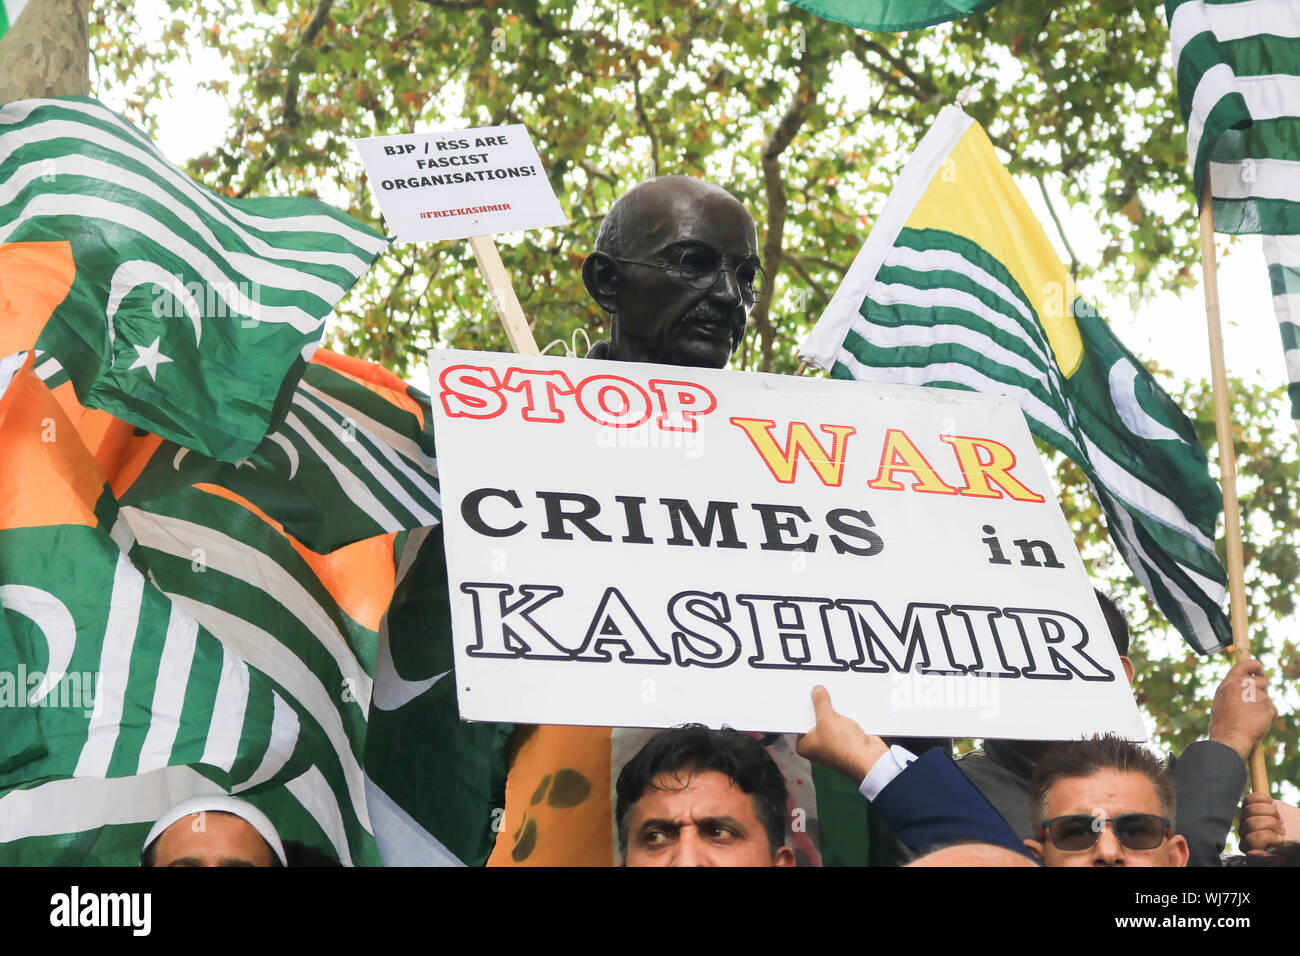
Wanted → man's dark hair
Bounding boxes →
[1029,734,1175,828]
[139,810,285,867]
[615,725,787,857]
[1094,589,1130,657]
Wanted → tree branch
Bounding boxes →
[852,34,937,103]
[784,254,831,305]
[790,253,848,279]
[626,60,661,176]
[579,158,616,186]
[749,78,816,372]
[1036,173,1079,279]
[283,0,333,129]
[236,0,332,198]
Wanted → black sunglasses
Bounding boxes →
[1039,813,1172,851]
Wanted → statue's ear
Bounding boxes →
[582,252,620,312]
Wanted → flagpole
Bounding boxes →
[469,234,540,355]
[1198,180,1270,793]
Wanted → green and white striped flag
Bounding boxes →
[801,107,1231,654]
[0,96,388,461]
[363,524,513,867]
[0,344,506,865]
[0,357,379,865]
[1167,0,1300,429]
[119,349,442,553]
[0,0,28,38]
[789,0,1003,31]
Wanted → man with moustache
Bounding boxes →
[580,175,763,368]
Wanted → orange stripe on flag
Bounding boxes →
[311,348,425,428]
[50,382,164,497]
[0,241,76,354]
[0,363,105,531]
[192,483,396,632]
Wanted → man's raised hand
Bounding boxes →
[1209,659,1278,762]
[795,685,889,784]
[1239,792,1288,855]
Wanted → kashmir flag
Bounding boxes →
[364,524,514,866]
[800,106,1231,655]
[0,0,28,38]
[0,96,389,461]
[0,342,503,865]
[1166,0,1300,430]
[789,0,1003,31]
[118,348,443,553]
[110,349,509,867]
[0,354,381,865]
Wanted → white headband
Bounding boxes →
[143,795,287,866]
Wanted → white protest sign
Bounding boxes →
[354,125,567,243]
[428,349,1146,741]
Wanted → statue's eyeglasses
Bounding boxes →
[612,249,769,300]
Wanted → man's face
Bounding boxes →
[623,769,796,867]
[607,190,759,369]
[151,811,277,867]
[1026,770,1189,867]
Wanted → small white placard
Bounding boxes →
[355,125,567,242]
[428,349,1147,741]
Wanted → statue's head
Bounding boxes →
[582,176,762,369]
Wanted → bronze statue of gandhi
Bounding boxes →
[581,176,765,369]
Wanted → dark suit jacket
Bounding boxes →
[873,749,1040,863]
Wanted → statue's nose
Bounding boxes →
[709,266,743,305]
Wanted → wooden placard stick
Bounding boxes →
[469,234,539,355]
[1198,179,1269,793]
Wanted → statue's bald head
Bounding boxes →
[583,176,760,369]
[595,177,755,260]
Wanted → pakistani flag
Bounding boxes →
[120,349,442,553]
[0,342,498,865]
[0,355,381,865]
[789,0,1003,31]
[1166,0,1300,431]
[0,0,28,37]
[800,106,1231,655]
[0,97,388,461]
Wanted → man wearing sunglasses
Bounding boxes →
[1025,735,1189,867]
[953,592,1274,867]
[581,176,764,370]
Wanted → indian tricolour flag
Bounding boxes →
[800,106,1231,655]
[1166,0,1300,433]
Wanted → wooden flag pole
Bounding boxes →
[1198,180,1270,793]
[469,234,539,355]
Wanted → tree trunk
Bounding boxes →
[0,0,90,102]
